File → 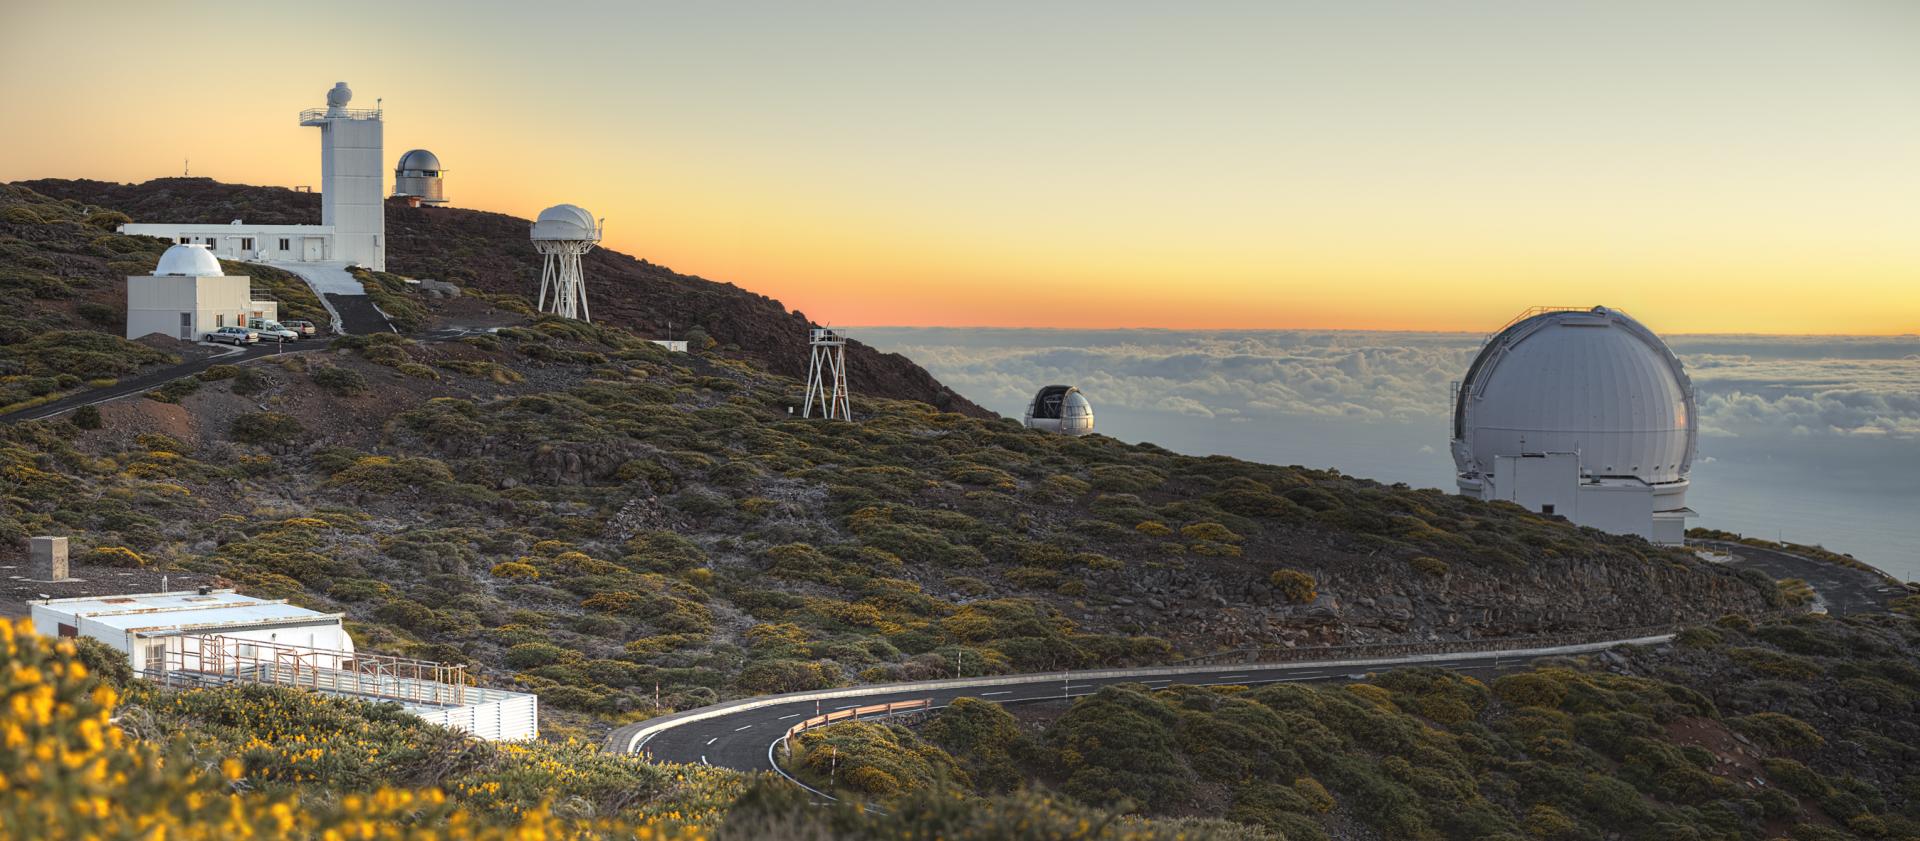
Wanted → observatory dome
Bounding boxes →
[1025,385,1095,436]
[1452,306,1694,485]
[530,204,598,241]
[154,244,223,277]
[396,149,442,173]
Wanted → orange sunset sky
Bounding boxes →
[3,1,1918,334]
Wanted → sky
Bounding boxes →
[4,1,1919,333]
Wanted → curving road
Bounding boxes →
[608,635,1673,774]
[1692,539,1907,615]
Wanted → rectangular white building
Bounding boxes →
[124,243,279,341]
[1481,452,1690,545]
[32,588,537,741]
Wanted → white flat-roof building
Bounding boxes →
[121,82,386,271]
[126,244,278,341]
[32,588,536,741]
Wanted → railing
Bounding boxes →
[152,633,465,707]
[299,108,381,122]
[783,698,931,742]
[1170,623,1687,667]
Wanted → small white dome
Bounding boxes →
[326,82,352,109]
[530,204,598,241]
[1452,306,1694,484]
[154,244,223,277]
[1025,385,1096,436]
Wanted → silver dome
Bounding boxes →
[395,149,442,174]
[1024,385,1096,436]
[1452,306,1695,485]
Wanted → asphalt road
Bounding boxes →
[1694,539,1908,614]
[612,642,1664,774]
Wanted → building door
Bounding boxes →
[302,238,324,260]
[179,313,193,340]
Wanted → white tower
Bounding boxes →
[804,328,851,420]
[300,82,385,270]
[530,204,601,321]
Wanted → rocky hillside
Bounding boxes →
[15,177,989,418]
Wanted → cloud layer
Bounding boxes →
[863,328,1920,441]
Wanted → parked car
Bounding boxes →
[247,318,300,343]
[281,319,317,337]
[204,326,258,345]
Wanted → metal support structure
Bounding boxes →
[803,328,851,420]
[151,633,467,707]
[535,240,595,322]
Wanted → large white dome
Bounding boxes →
[154,244,223,277]
[530,204,598,241]
[1451,306,1694,485]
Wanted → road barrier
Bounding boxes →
[783,698,932,742]
[1172,622,1689,667]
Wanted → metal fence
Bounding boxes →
[1170,623,1687,667]
[151,633,467,707]
[783,698,932,742]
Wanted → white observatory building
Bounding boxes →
[1450,306,1696,545]
[393,149,447,206]
[1025,385,1096,436]
[120,82,386,270]
[125,244,278,341]
[531,204,601,321]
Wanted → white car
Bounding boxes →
[204,326,258,345]
[247,319,300,343]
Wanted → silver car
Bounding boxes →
[205,326,258,345]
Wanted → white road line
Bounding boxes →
[734,725,753,731]
[705,737,717,746]
[700,755,708,765]
[979,691,1011,696]
[778,713,802,720]
[835,704,859,710]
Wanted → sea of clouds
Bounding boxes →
[860,327,1920,576]
[862,329,1920,442]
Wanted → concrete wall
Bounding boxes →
[318,116,384,270]
[127,273,254,340]
[1482,452,1677,544]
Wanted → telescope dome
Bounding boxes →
[154,244,222,277]
[530,204,598,241]
[1025,385,1095,436]
[396,149,442,174]
[1452,306,1694,485]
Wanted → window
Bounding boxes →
[1541,504,1556,515]
[240,237,254,250]
[278,238,290,251]
[216,314,224,327]
[178,236,190,244]
[144,642,166,672]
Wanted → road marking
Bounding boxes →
[835,704,859,710]
[778,713,802,720]
[979,691,1011,696]
[705,737,717,746]
[700,755,708,765]
[734,725,753,731]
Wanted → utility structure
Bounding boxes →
[530,204,601,321]
[804,328,851,420]
[1450,305,1696,545]
[392,149,447,206]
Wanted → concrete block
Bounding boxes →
[29,536,69,581]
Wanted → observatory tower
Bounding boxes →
[530,204,601,321]
[393,149,447,206]
[1450,306,1696,545]
[804,328,851,420]
[1025,385,1095,436]
[300,82,385,270]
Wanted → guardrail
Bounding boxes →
[783,698,931,742]
[1170,623,1688,667]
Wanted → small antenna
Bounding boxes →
[184,157,190,177]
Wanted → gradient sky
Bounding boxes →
[4,1,1918,333]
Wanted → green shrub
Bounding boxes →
[230,412,306,446]
[311,365,367,394]
[1269,569,1317,604]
